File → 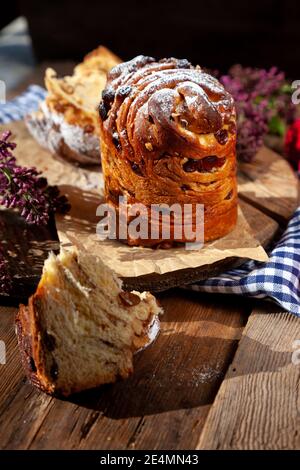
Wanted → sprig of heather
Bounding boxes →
[0,130,70,225]
[219,66,295,162]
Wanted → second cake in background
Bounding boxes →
[26,46,121,166]
[98,56,237,247]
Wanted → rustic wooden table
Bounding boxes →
[0,65,299,450]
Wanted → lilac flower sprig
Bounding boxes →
[219,66,295,162]
[0,130,70,225]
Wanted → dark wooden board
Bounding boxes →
[238,145,299,224]
[0,210,59,304]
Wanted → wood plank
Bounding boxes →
[238,199,279,248]
[76,292,248,451]
[0,307,24,408]
[0,384,54,450]
[0,308,54,450]
[197,304,300,450]
[0,291,249,449]
[121,292,248,450]
[238,146,299,224]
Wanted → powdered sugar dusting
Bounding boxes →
[26,101,100,164]
[135,315,161,353]
[190,364,223,386]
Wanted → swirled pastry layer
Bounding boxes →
[99,56,237,246]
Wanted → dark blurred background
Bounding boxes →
[0,0,300,89]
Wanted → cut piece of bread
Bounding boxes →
[25,101,101,166]
[26,46,121,166]
[16,248,162,397]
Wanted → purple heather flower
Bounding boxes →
[0,130,70,225]
[0,130,70,293]
[219,66,295,162]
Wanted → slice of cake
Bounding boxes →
[26,46,121,166]
[16,248,162,396]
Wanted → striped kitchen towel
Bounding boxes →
[1,86,299,316]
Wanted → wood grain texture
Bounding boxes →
[0,308,24,408]
[0,292,249,450]
[197,304,300,450]
[238,146,299,224]
[238,199,279,248]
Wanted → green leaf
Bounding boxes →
[280,83,292,94]
[1,167,12,183]
[268,96,276,109]
[268,115,286,137]
[254,95,263,104]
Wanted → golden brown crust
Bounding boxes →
[17,285,76,396]
[76,45,122,75]
[45,96,99,132]
[16,302,53,395]
[99,56,238,246]
[44,46,121,131]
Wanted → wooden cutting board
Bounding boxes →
[0,121,298,299]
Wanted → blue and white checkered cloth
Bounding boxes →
[188,208,300,316]
[0,85,46,123]
[1,86,300,316]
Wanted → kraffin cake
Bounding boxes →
[99,56,237,247]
